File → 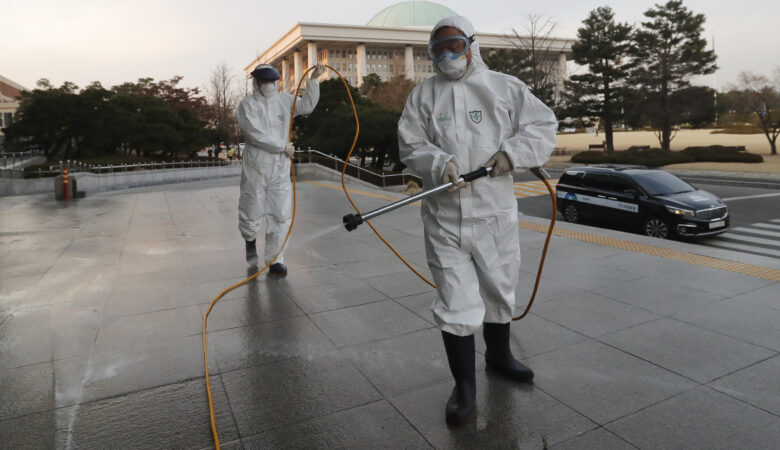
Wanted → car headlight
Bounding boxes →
[665,206,695,216]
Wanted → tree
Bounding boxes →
[729,71,780,155]
[364,76,415,113]
[204,63,240,145]
[486,14,566,108]
[564,6,633,153]
[629,0,717,150]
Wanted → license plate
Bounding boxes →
[709,220,725,229]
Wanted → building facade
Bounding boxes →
[245,1,574,92]
[0,75,27,145]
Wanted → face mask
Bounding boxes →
[437,55,468,80]
[260,82,277,97]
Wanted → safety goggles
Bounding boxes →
[428,35,474,63]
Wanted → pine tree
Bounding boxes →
[630,0,717,150]
[565,6,633,153]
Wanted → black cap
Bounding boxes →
[250,65,280,81]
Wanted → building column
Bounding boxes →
[307,41,318,78]
[356,43,366,87]
[281,59,290,92]
[404,45,415,81]
[293,51,303,88]
[556,53,567,97]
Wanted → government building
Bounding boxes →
[245,1,575,92]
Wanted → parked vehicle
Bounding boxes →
[556,165,729,239]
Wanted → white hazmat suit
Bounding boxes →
[398,16,557,336]
[236,73,319,265]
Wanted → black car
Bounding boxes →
[556,165,729,239]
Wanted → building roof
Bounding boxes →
[366,1,457,28]
[0,75,28,101]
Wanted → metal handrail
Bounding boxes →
[294,149,420,188]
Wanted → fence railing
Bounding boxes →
[0,149,420,189]
[294,149,421,188]
[0,158,240,179]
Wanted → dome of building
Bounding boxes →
[367,1,458,28]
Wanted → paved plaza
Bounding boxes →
[1,174,779,449]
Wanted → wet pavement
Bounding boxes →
[1,175,779,449]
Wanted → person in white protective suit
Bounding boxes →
[398,16,557,425]
[236,63,324,275]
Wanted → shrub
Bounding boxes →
[571,145,762,167]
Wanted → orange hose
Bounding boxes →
[202,66,315,450]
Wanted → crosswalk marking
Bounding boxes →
[732,227,780,238]
[514,180,557,198]
[706,219,780,259]
[753,223,780,230]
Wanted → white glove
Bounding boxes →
[485,151,512,177]
[441,160,467,192]
[284,142,295,158]
[310,63,325,79]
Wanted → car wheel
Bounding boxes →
[563,203,580,223]
[643,216,671,239]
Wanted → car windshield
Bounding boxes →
[630,171,695,196]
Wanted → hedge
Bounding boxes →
[571,145,763,167]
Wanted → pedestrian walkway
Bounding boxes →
[1,176,778,449]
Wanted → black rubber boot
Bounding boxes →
[483,322,534,382]
[441,331,476,425]
[268,262,288,277]
[245,240,258,267]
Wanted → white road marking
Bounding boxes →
[722,192,780,202]
[718,232,780,247]
[732,227,780,238]
[705,240,780,258]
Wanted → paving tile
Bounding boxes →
[607,387,780,449]
[241,400,429,449]
[710,354,780,416]
[532,292,660,338]
[282,278,387,314]
[94,305,203,353]
[394,291,437,325]
[657,265,773,297]
[105,283,198,318]
[0,407,70,448]
[340,328,448,396]
[526,340,696,425]
[0,302,101,368]
[310,299,431,348]
[55,334,215,406]
[593,251,694,276]
[674,298,780,351]
[222,353,381,436]
[362,270,435,299]
[592,276,725,316]
[63,376,237,449]
[0,362,58,421]
[550,427,635,450]
[390,375,595,449]
[725,283,780,311]
[475,314,588,360]
[199,281,304,332]
[208,316,337,372]
[547,261,642,291]
[601,317,775,382]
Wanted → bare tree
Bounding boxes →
[502,14,567,107]
[205,62,240,144]
[729,70,780,155]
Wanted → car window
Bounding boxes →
[611,176,635,193]
[582,174,613,191]
[630,171,695,196]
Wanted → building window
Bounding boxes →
[3,113,12,127]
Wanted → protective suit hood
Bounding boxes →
[430,16,487,80]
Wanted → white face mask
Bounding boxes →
[260,82,277,97]
[437,55,469,80]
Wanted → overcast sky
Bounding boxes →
[2,0,777,93]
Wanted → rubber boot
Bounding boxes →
[441,331,476,425]
[483,322,534,382]
[245,240,258,267]
[269,262,287,277]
